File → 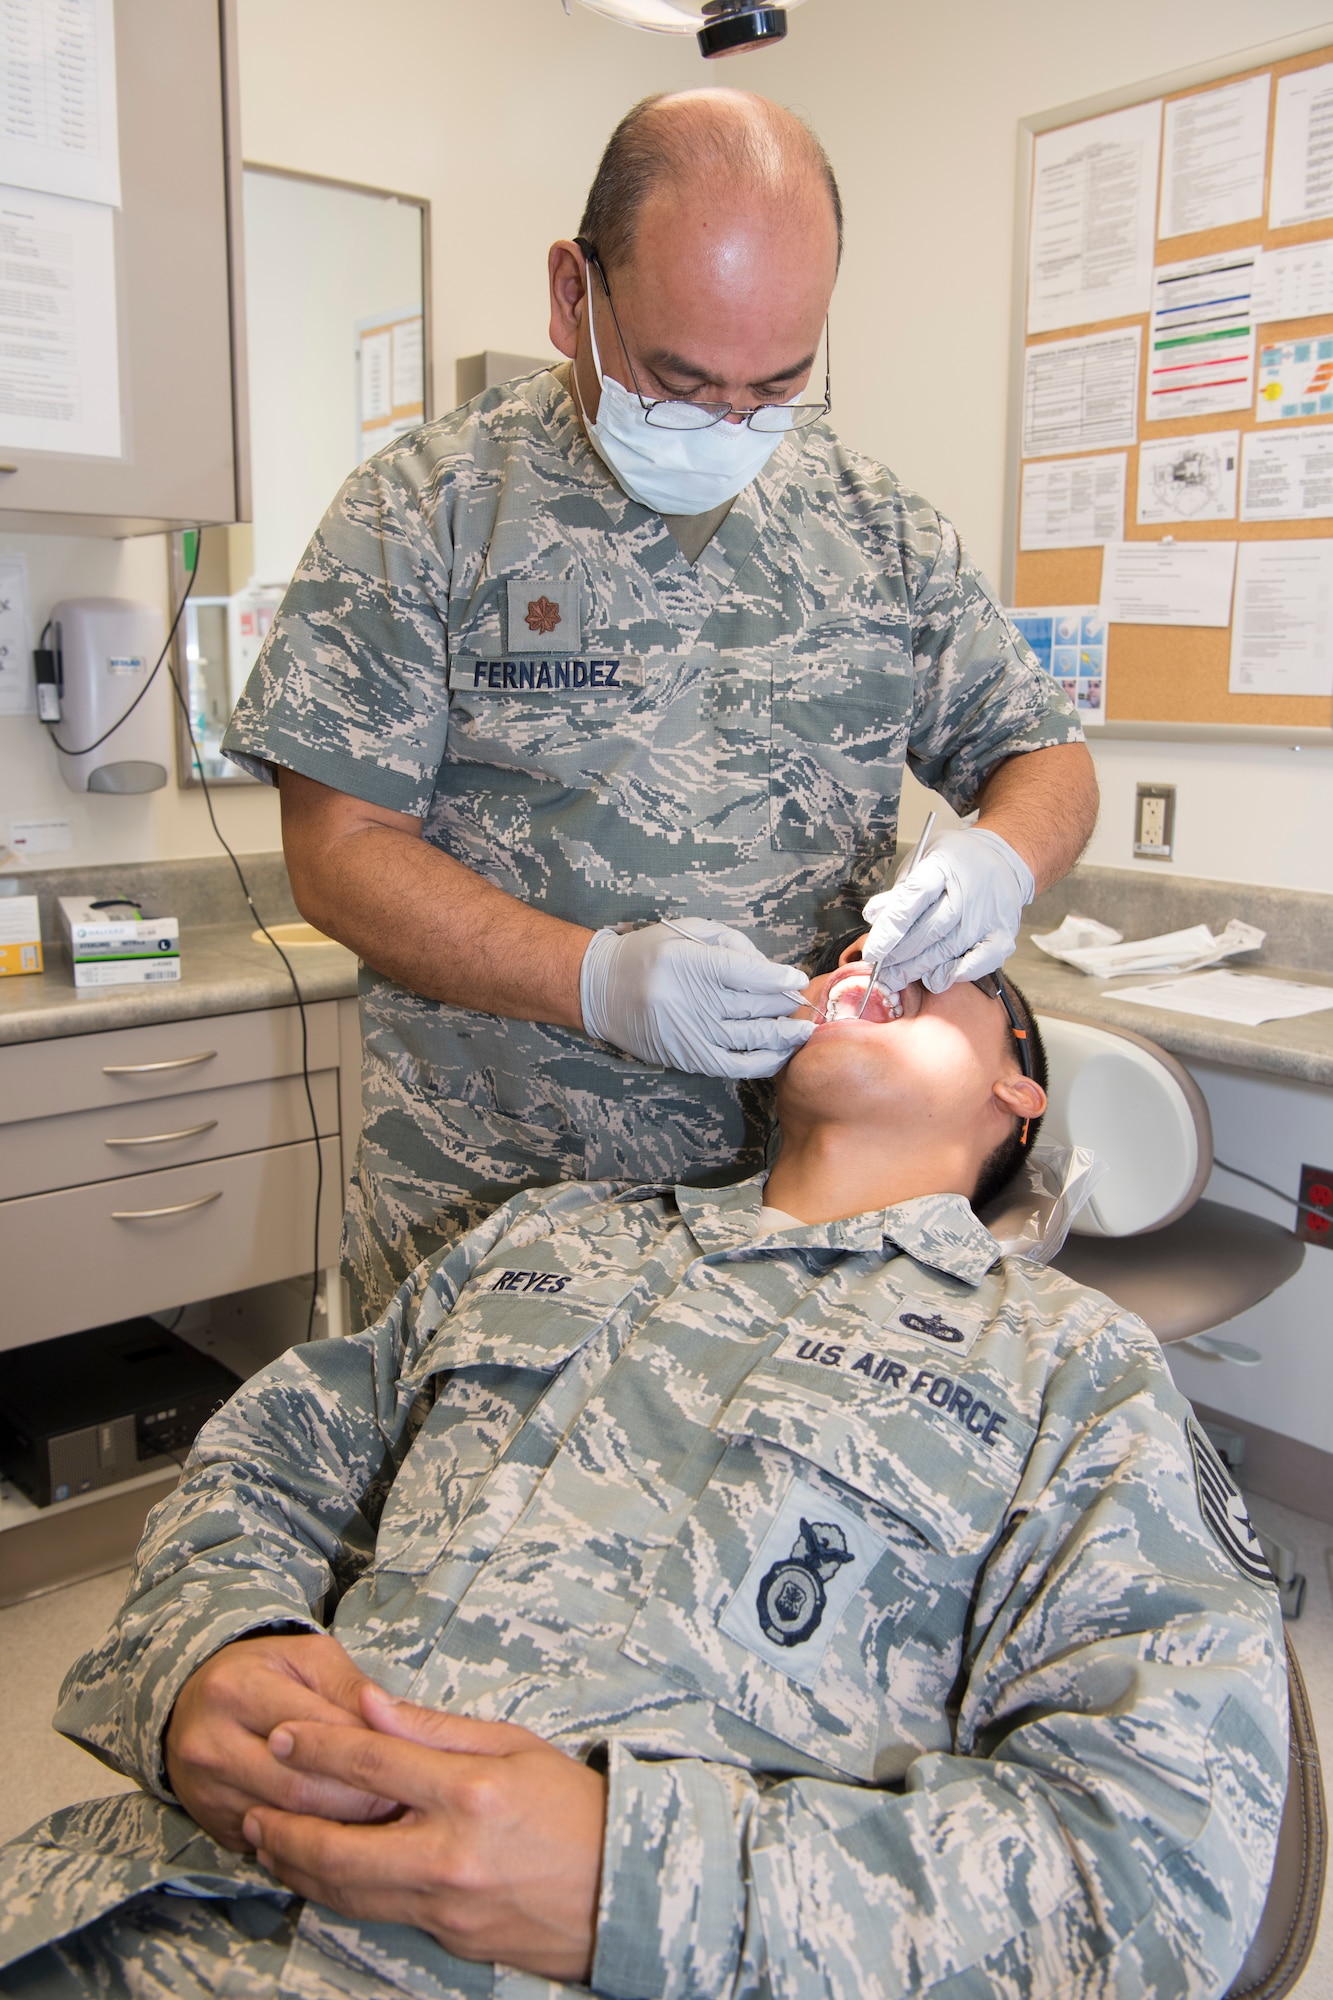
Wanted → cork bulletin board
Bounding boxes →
[1002,28,1333,740]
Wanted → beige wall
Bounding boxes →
[238,0,1333,894]
[4,0,1332,882]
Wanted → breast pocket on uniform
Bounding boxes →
[768,610,913,855]
[620,1345,1023,1782]
[373,1268,635,1577]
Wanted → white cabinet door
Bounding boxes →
[0,0,245,533]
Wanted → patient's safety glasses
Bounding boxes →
[974,969,1034,1141]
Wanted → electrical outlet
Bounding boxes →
[1134,783,1175,860]
[1297,1164,1333,1248]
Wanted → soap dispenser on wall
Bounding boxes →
[43,598,169,794]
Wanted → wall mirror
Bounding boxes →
[175,166,431,784]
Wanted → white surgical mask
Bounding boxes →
[576,279,794,516]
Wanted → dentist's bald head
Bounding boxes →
[576,88,842,279]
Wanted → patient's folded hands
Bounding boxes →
[164,1631,399,1851]
[244,1685,607,1983]
[166,1637,606,1980]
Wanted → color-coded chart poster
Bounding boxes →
[1008,606,1107,725]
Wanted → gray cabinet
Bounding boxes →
[0,1002,349,1349]
[0,0,247,537]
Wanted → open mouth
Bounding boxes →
[815,965,906,1026]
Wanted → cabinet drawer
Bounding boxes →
[0,1071,340,1201]
[0,1138,343,1348]
[0,1005,341,1127]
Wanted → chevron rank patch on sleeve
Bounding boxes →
[1187,1416,1275,1587]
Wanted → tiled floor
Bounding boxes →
[1,1499,1329,1995]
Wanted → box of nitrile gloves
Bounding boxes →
[0,893,42,976]
[58,895,180,987]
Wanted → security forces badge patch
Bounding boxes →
[1186,1416,1274,1587]
[757,1517,855,1647]
[720,1473,888,1687]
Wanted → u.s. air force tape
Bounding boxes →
[450,657,643,695]
[1186,1416,1274,1587]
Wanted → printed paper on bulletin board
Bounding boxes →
[1011,42,1333,730]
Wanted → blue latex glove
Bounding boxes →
[861,827,1035,992]
[580,918,813,1078]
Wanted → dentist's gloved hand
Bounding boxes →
[579,918,814,1079]
[860,827,1035,993]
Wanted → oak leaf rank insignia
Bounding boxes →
[505,578,580,654]
[525,595,562,636]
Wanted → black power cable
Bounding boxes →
[162,533,325,1342]
[1211,1158,1329,1230]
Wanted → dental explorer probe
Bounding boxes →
[855,809,937,1020]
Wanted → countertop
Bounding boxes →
[0,921,359,1045]
[1004,936,1333,1090]
[2,913,1330,1089]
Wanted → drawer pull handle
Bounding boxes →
[105,1120,219,1149]
[102,1052,218,1075]
[111,1191,222,1219]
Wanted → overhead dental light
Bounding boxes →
[567,0,807,60]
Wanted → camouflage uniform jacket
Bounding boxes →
[4,1175,1286,1999]
[221,370,1084,1317]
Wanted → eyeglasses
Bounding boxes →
[576,239,831,434]
[974,969,1035,1142]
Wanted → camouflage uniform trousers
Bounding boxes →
[0,1893,296,1999]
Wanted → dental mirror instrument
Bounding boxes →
[855,809,937,1019]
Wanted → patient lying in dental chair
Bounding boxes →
[0,954,1287,2000]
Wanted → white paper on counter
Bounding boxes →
[1111,969,1333,1026]
[1270,62,1333,230]
[0,0,120,208]
[1147,249,1257,422]
[0,554,33,716]
[1101,539,1236,626]
[1020,452,1125,548]
[1028,100,1161,335]
[1159,75,1269,238]
[1028,913,1122,956]
[1253,238,1333,323]
[0,186,120,457]
[1240,423,1333,521]
[1022,328,1141,460]
[1229,539,1333,696]
[1136,430,1238,524]
[1031,916,1264,978]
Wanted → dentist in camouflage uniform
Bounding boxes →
[223,88,1098,1323]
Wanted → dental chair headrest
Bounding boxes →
[980,1012,1213,1255]
[1037,1013,1212,1236]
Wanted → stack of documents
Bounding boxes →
[1030,914,1265,978]
[1111,970,1333,1027]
